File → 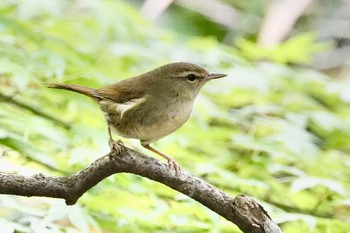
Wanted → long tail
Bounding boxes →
[46,84,96,98]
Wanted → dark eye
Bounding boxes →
[186,74,196,82]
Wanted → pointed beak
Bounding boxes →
[205,73,227,81]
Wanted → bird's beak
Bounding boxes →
[205,73,227,81]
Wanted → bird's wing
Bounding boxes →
[93,79,147,103]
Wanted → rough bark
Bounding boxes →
[0,146,283,233]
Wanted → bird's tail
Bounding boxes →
[46,84,96,98]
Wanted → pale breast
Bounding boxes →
[134,101,193,143]
[101,97,194,143]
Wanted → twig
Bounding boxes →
[0,92,70,129]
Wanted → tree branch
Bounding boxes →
[0,146,283,233]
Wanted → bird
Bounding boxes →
[48,62,226,175]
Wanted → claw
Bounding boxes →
[108,126,124,154]
[142,143,181,177]
[109,139,124,154]
[167,158,181,177]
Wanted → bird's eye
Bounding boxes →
[186,74,196,82]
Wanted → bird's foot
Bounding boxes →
[109,139,124,154]
[167,158,181,177]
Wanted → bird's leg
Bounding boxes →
[142,143,181,176]
[108,126,123,153]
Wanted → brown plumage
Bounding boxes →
[48,62,226,175]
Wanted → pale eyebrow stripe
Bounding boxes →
[177,71,202,77]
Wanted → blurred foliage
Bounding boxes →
[235,33,332,64]
[0,1,350,233]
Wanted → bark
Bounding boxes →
[0,146,283,233]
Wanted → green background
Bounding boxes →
[0,1,349,232]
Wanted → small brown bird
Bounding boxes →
[48,62,226,175]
